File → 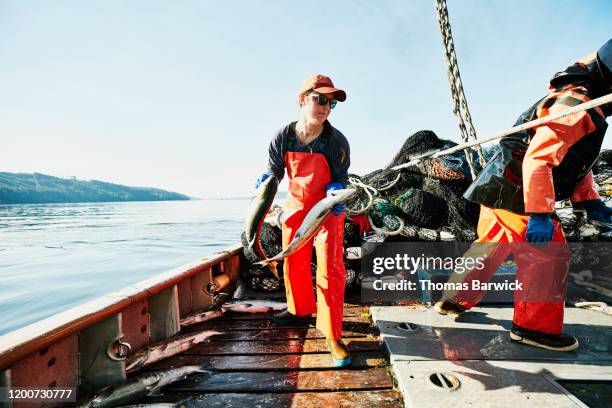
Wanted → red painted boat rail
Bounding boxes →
[0,244,242,401]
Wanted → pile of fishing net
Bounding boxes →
[241,129,612,292]
[346,130,500,242]
[592,149,612,200]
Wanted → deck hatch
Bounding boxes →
[396,322,419,333]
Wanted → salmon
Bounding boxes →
[243,175,279,278]
[258,188,356,265]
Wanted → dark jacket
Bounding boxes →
[266,120,351,186]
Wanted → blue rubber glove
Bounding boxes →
[326,182,346,216]
[255,173,270,189]
[526,214,554,244]
[574,199,612,230]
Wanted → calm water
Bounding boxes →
[0,200,250,335]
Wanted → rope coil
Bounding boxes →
[346,176,378,215]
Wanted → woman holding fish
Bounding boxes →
[254,74,352,366]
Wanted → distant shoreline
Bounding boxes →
[0,199,193,206]
[0,172,190,205]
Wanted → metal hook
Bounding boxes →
[204,282,218,296]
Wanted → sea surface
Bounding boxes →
[0,199,250,335]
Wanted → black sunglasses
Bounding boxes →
[309,93,337,109]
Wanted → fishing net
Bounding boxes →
[242,128,612,293]
[240,222,284,291]
[241,222,283,264]
[345,263,357,287]
[394,188,448,228]
[347,130,493,238]
[246,274,282,292]
[368,199,402,227]
[593,149,612,202]
[344,220,362,248]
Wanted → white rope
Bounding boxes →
[346,177,377,215]
[376,171,402,191]
[392,92,612,172]
[368,215,405,236]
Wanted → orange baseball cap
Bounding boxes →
[298,74,346,102]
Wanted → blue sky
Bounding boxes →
[1,1,610,197]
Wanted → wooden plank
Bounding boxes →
[182,322,378,339]
[186,338,382,355]
[221,255,240,283]
[191,268,214,311]
[165,367,393,392]
[191,315,370,331]
[177,278,192,318]
[219,306,370,320]
[120,300,150,353]
[149,285,180,343]
[78,314,125,397]
[135,390,402,407]
[144,351,388,371]
[207,327,377,341]
[0,245,241,371]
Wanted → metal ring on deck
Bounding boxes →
[106,337,132,361]
[204,282,218,296]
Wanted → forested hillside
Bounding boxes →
[0,172,190,204]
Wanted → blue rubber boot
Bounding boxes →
[326,339,352,367]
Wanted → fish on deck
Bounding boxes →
[78,366,208,408]
[126,331,221,372]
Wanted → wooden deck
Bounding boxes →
[129,302,403,407]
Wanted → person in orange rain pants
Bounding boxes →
[254,74,352,366]
[435,38,612,352]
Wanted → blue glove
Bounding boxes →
[326,182,346,216]
[255,173,270,189]
[526,214,554,244]
[574,199,612,230]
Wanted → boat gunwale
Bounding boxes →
[0,243,242,371]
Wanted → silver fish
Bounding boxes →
[222,300,287,314]
[126,331,221,372]
[181,301,287,328]
[243,176,279,278]
[257,188,356,266]
[179,309,225,327]
[79,366,207,408]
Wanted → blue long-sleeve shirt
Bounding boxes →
[266,120,351,186]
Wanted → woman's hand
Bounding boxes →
[326,182,346,216]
